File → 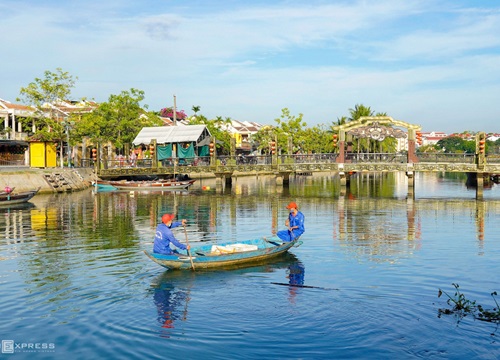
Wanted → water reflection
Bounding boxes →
[149,253,300,337]
[150,272,194,338]
[2,173,500,358]
[286,261,305,304]
[0,173,497,263]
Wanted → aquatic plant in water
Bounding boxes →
[438,283,500,322]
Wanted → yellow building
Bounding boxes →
[30,142,57,168]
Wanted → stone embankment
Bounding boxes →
[0,167,96,194]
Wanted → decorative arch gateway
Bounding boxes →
[331,116,421,163]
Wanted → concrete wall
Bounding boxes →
[0,168,95,194]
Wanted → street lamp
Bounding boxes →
[62,120,75,167]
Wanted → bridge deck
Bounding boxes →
[94,153,500,178]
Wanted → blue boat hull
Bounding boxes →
[144,237,301,270]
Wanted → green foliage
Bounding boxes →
[253,108,311,154]
[18,68,76,107]
[17,68,77,142]
[417,144,440,153]
[436,136,475,153]
[438,283,476,313]
[349,104,374,121]
[438,284,500,322]
[191,105,201,115]
[73,88,162,149]
[189,114,232,154]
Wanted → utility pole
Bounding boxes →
[173,95,177,126]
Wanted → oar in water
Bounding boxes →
[183,224,195,271]
[271,282,339,290]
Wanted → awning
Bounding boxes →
[0,140,29,147]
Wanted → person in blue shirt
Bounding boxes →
[277,201,305,241]
[153,213,190,255]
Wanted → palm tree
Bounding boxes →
[349,104,373,122]
[192,106,200,116]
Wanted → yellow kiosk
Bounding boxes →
[30,141,57,168]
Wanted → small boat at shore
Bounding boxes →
[109,178,195,190]
[0,187,40,206]
[144,236,302,270]
[94,178,196,191]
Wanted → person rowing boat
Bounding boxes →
[153,213,191,255]
[276,201,305,242]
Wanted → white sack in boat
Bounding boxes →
[210,244,258,254]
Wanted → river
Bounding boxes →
[1,172,500,359]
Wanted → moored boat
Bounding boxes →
[109,178,195,190]
[93,179,117,191]
[0,187,40,206]
[144,236,302,270]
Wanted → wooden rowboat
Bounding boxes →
[144,236,302,270]
[108,178,195,191]
[0,188,40,206]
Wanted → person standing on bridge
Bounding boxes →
[277,201,305,241]
[153,214,190,255]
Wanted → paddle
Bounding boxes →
[271,282,338,290]
[183,224,195,271]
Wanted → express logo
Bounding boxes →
[1,340,55,353]
[2,340,14,354]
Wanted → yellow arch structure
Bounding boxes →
[331,116,422,163]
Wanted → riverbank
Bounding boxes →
[0,167,221,194]
[0,167,96,194]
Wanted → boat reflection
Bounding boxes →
[149,253,301,336]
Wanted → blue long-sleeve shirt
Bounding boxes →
[288,211,305,238]
[153,221,187,255]
[277,211,305,241]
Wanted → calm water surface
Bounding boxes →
[1,172,500,359]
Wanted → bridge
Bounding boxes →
[95,151,500,197]
[94,117,498,198]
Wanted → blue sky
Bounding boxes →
[1,0,499,133]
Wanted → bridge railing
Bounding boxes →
[417,153,475,163]
[486,155,500,164]
[345,153,406,163]
[218,155,271,165]
[285,154,338,163]
[94,151,500,177]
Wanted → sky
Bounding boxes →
[1,0,499,133]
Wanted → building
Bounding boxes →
[420,131,448,146]
[132,124,212,164]
[220,120,262,153]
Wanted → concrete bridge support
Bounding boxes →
[406,171,415,199]
[339,172,351,187]
[275,172,290,186]
[476,173,484,200]
[215,173,232,192]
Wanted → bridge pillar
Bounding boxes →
[406,171,415,199]
[215,173,232,187]
[275,172,290,186]
[476,173,484,200]
[407,129,419,163]
[339,171,350,187]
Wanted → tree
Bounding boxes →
[189,114,232,154]
[349,104,374,122]
[73,88,162,151]
[18,68,78,165]
[160,107,187,120]
[191,106,201,116]
[274,108,308,154]
[436,136,475,153]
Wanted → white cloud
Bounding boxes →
[1,0,499,132]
